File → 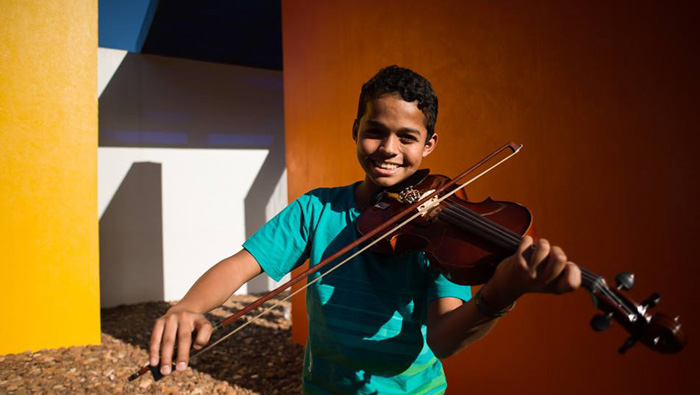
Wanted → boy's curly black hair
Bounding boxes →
[356,65,438,140]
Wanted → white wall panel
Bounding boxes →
[97,47,127,98]
[98,147,275,305]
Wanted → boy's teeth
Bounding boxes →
[378,162,398,169]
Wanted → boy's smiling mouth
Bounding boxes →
[371,159,402,174]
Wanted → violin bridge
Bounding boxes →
[417,190,439,216]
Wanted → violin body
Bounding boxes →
[358,174,533,285]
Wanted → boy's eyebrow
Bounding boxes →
[365,120,388,130]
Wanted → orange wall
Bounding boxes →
[282,1,698,394]
[0,1,100,354]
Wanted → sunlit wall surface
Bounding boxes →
[0,1,100,354]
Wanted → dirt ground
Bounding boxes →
[0,294,303,394]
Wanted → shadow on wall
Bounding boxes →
[100,162,164,307]
[99,53,285,151]
[99,53,286,304]
[244,132,285,293]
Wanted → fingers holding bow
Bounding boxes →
[149,309,214,376]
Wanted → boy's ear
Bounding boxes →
[422,133,438,157]
[352,119,359,141]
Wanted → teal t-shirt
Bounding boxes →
[243,183,471,395]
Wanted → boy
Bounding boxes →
[149,66,581,394]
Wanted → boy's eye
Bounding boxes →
[364,129,383,137]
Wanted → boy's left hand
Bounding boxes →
[481,236,582,310]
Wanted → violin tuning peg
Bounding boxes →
[618,336,637,354]
[615,272,635,291]
[590,313,612,331]
[674,316,680,323]
[641,293,661,310]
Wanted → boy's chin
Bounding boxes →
[368,174,410,189]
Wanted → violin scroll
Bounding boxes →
[586,271,686,354]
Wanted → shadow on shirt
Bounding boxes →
[305,215,436,392]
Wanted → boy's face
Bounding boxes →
[353,94,438,189]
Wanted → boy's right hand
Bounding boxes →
[149,308,214,376]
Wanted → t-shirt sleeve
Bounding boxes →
[243,194,313,282]
[425,256,472,304]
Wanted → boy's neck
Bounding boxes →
[354,178,382,212]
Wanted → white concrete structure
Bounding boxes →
[98,50,288,307]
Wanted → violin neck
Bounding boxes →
[524,243,604,294]
[578,267,606,294]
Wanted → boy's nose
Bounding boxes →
[378,135,399,156]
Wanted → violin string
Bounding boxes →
[440,201,520,249]
[439,200,633,315]
[441,202,631,314]
[441,201,630,311]
[438,205,518,249]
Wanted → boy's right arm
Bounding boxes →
[149,248,262,376]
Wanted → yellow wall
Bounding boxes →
[0,1,100,354]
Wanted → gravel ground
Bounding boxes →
[0,293,303,394]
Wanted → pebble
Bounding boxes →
[138,379,152,389]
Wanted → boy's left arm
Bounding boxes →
[426,236,581,359]
[426,296,500,359]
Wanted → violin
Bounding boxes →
[129,142,685,382]
[357,167,686,354]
